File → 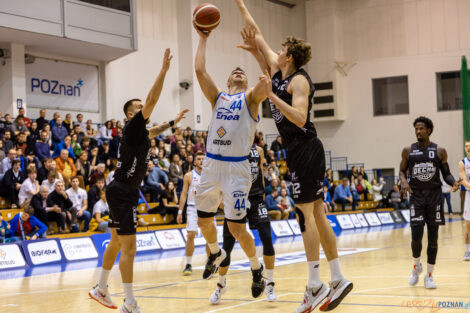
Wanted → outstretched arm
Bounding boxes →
[194,26,221,108]
[148,109,189,138]
[142,49,173,120]
[235,0,279,76]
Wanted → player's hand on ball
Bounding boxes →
[174,109,189,124]
[193,22,211,38]
[161,48,173,72]
[237,27,257,53]
[176,214,183,224]
[259,69,272,95]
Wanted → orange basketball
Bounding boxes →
[193,3,220,32]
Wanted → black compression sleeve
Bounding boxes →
[440,162,456,186]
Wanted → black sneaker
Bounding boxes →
[183,264,192,276]
[203,249,226,280]
[251,264,266,298]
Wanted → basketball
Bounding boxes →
[193,3,220,32]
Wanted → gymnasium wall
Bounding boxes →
[305,0,470,210]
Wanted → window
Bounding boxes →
[372,76,409,116]
[262,99,272,118]
[436,71,468,111]
[79,0,130,12]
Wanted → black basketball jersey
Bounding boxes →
[248,144,264,197]
[408,142,442,190]
[270,69,317,147]
[114,111,151,188]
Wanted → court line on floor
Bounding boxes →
[201,293,294,313]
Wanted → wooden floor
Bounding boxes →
[2,219,470,313]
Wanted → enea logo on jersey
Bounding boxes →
[216,107,239,121]
[412,162,436,181]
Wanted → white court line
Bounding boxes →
[202,293,293,313]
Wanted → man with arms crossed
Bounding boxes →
[89,49,188,313]
[235,1,352,311]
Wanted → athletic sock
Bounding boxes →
[218,275,226,287]
[465,244,470,253]
[265,269,274,283]
[98,268,111,290]
[208,242,220,254]
[413,257,420,268]
[328,258,344,282]
[186,256,192,265]
[427,263,434,277]
[249,256,261,270]
[123,283,135,305]
[307,261,322,289]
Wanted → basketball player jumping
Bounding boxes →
[235,1,353,311]
[399,116,460,289]
[193,25,271,298]
[210,142,277,304]
[89,49,188,313]
[458,140,470,261]
[177,151,205,275]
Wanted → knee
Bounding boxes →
[198,218,212,229]
[120,243,137,256]
[187,232,196,241]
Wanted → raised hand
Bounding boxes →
[193,22,211,39]
[237,27,257,52]
[161,48,173,72]
[174,109,190,124]
[258,69,272,95]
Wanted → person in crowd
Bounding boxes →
[18,108,31,128]
[168,153,183,190]
[2,148,17,174]
[31,185,66,234]
[145,160,167,197]
[71,133,82,157]
[90,190,110,232]
[15,131,27,155]
[265,178,280,195]
[98,141,112,169]
[51,117,68,150]
[441,178,453,216]
[75,151,91,184]
[63,113,74,134]
[10,201,47,241]
[265,149,275,164]
[359,167,368,181]
[35,109,49,131]
[334,177,357,211]
[0,141,5,166]
[270,135,286,161]
[182,154,194,174]
[2,159,25,207]
[41,169,61,194]
[160,181,179,223]
[73,124,85,144]
[35,130,52,162]
[264,167,276,185]
[388,184,404,210]
[52,135,75,159]
[0,212,14,243]
[66,176,91,232]
[141,161,163,202]
[49,112,60,128]
[75,113,86,131]
[371,178,385,206]
[87,175,105,214]
[2,130,14,153]
[97,120,113,146]
[355,174,369,201]
[55,149,77,186]
[157,149,170,173]
[276,187,293,219]
[26,121,39,152]
[81,136,92,154]
[88,146,99,174]
[42,124,52,147]
[37,158,53,183]
[47,180,75,232]
[11,115,30,136]
[348,166,359,181]
[265,189,283,220]
[18,167,39,205]
[323,185,334,212]
[89,163,106,187]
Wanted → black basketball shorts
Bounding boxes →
[286,137,325,204]
[223,196,270,236]
[107,180,140,235]
[410,188,445,226]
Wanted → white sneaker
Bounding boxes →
[265,282,277,302]
[209,283,227,305]
[424,274,437,289]
[408,263,423,286]
[319,278,353,311]
[89,285,118,309]
[121,300,142,313]
[463,252,470,261]
[294,284,330,313]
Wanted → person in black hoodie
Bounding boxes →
[31,185,66,234]
[2,160,25,207]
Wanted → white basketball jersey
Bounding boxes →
[206,92,258,158]
[464,157,470,190]
[187,168,201,206]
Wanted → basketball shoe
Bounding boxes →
[209,282,227,304]
[89,285,117,309]
[409,262,423,286]
[294,284,330,313]
[183,264,192,276]
[319,278,353,311]
[463,252,470,261]
[203,249,226,279]
[121,300,142,313]
[424,274,437,289]
[251,264,265,298]
[265,282,277,302]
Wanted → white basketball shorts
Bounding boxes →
[186,205,198,232]
[464,191,470,221]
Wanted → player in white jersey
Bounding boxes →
[459,140,470,261]
[193,25,271,298]
[177,151,204,275]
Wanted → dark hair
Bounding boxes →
[15,114,24,121]
[195,151,204,158]
[71,176,80,182]
[12,159,20,166]
[95,174,105,183]
[282,36,312,69]
[123,99,141,116]
[413,116,434,134]
[22,199,34,215]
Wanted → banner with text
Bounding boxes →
[60,237,98,261]
[0,243,26,270]
[23,239,63,266]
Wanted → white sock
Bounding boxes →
[218,275,226,287]
[413,257,420,268]
[208,242,220,254]
[307,261,322,289]
[123,283,135,305]
[249,256,261,270]
[427,263,434,276]
[186,256,192,265]
[328,258,344,282]
[98,269,111,290]
[465,244,470,253]
[265,269,274,283]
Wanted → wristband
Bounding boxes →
[169,120,175,127]
[178,210,183,215]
